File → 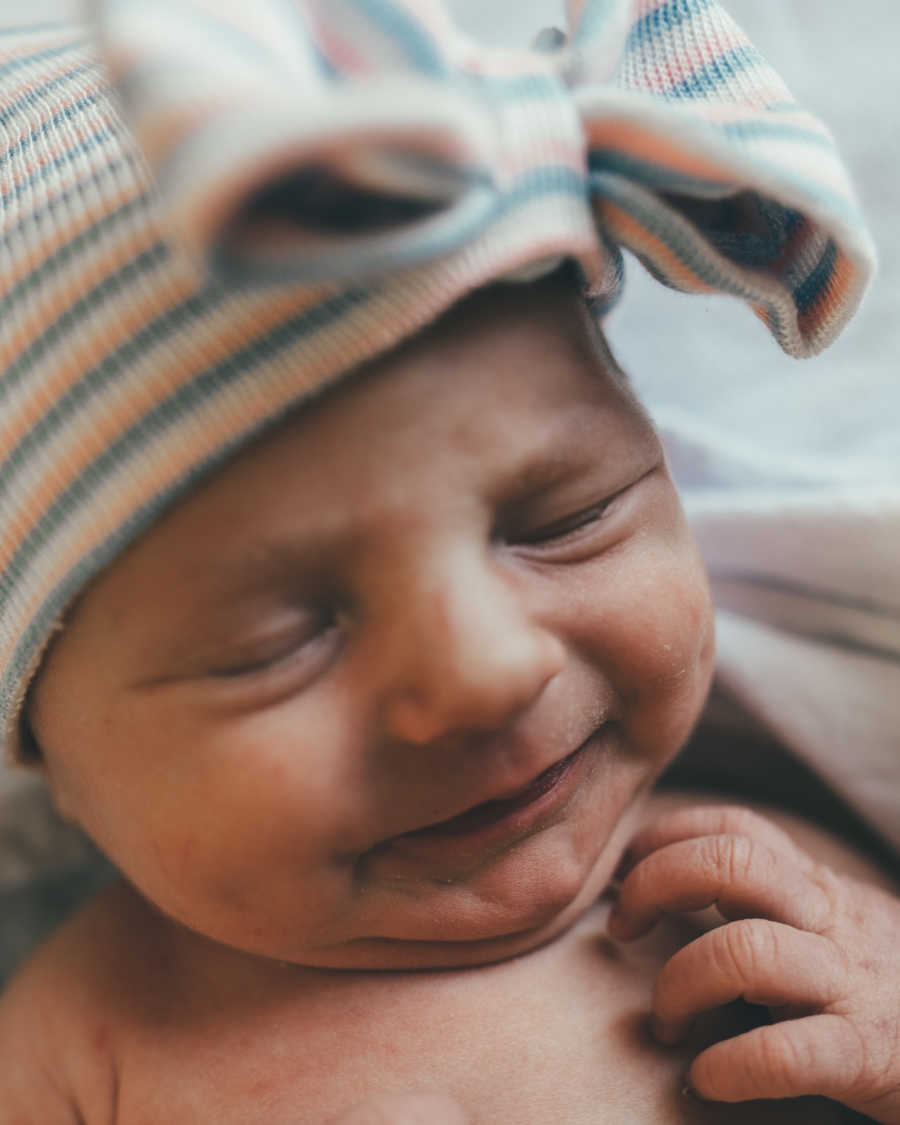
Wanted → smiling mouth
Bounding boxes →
[396,739,592,843]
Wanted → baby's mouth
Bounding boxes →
[396,740,591,843]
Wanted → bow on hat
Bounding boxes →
[97,0,875,358]
[96,0,876,358]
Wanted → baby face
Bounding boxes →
[29,275,714,970]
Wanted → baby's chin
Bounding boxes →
[313,877,616,971]
[284,807,640,973]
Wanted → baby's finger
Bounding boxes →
[651,920,842,1043]
[688,1014,866,1106]
[623,805,810,874]
[608,834,830,940]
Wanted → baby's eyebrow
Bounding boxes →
[206,541,327,606]
[493,447,596,504]
[199,405,655,607]
[494,409,658,500]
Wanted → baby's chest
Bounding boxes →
[114,911,840,1125]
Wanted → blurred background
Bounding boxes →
[2,0,898,982]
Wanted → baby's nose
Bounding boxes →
[379,556,565,745]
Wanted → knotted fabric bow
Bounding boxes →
[0,0,877,762]
[100,0,875,356]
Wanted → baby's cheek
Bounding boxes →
[619,547,715,756]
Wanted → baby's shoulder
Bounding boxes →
[0,881,163,1124]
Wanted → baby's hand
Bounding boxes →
[329,1091,469,1124]
[608,805,900,1124]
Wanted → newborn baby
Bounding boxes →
[3,275,898,1124]
[1,2,894,1122]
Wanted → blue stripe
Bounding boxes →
[627,0,714,48]
[351,0,448,76]
[0,193,158,349]
[569,0,618,47]
[1,147,137,249]
[0,40,85,81]
[310,40,339,78]
[718,117,832,150]
[794,237,837,313]
[270,0,336,79]
[665,45,761,101]
[0,90,105,170]
[0,242,170,420]
[588,148,729,193]
[0,60,102,129]
[0,122,132,212]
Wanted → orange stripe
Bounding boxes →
[1,46,98,137]
[4,280,328,548]
[583,118,728,183]
[598,199,718,293]
[798,250,855,336]
[0,180,147,296]
[3,240,188,446]
[4,325,345,638]
[4,97,121,195]
[4,213,163,368]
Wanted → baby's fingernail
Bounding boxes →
[681,1078,707,1104]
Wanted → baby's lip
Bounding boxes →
[394,726,604,842]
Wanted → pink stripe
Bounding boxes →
[4,105,121,197]
[1,49,93,112]
[304,8,374,75]
[635,30,744,92]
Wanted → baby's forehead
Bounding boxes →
[149,275,653,551]
[312,270,627,421]
[245,275,635,457]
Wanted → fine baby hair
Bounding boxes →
[0,0,875,767]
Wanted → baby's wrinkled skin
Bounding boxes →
[1,273,897,1124]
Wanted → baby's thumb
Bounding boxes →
[329,1091,470,1125]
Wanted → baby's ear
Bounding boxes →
[17,716,44,768]
[19,715,80,827]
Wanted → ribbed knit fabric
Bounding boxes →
[0,0,876,763]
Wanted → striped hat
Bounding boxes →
[1,0,876,764]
